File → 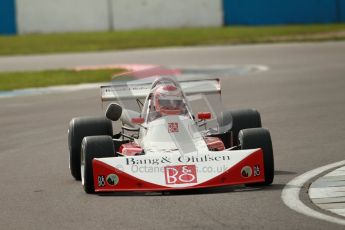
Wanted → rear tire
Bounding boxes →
[217,109,261,147]
[239,128,274,185]
[216,110,233,149]
[81,136,115,194]
[230,109,261,145]
[68,116,113,180]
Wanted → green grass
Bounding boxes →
[1,24,345,56]
[0,69,124,91]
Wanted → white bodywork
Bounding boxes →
[139,115,209,155]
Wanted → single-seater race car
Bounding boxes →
[68,67,274,193]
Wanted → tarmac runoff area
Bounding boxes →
[309,165,345,217]
[282,160,345,226]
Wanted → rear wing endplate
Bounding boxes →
[101,78,220,101]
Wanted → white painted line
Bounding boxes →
[281,160,345,226]
[0,82,104,98]
[252,65,270,72]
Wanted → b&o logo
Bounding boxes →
[168,122,179,133]
[164,165,197,184]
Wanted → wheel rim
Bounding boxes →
[80,150,85,185]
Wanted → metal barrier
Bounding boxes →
[0,0,16,35]
[223,0,345,25]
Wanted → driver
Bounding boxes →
[150,84,187,119]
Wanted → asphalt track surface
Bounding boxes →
[1,42,345,230]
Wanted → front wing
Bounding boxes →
[92,149,265,192]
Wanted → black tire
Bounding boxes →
[216,110,233,148]
[239,128,274,185]
[217,109,261,147]
[68,116,113,180]
[81,136,115,194]
[230,109,261,146]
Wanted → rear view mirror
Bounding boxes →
[106,103,122,121]
[131,117,145,124]
[197,112,211,120]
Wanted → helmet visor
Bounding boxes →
[159,99,183,108]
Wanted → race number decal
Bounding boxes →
[164,165,197,184]
[253,165,261,177]
[98,175,105,187]
[168,122,179,133]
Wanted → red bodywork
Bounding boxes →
[92,148,265,192]
[119,137,224,157]
[119,142,143,156]
[204,137,225,151]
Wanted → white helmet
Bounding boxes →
[153,84,185,116]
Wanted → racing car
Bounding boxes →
[68,68,274,193]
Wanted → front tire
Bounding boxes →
[239,128,274,185]
[81,136,115,194]
[68,116,113,180]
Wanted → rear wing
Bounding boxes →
[101,78,220,102]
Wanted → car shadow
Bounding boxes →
[98,185,256,197]
[97,170,297,197]
[274,170,297,175]
[98,183,290,197]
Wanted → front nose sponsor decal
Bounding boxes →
[164,165,197,184]
[106,174,119,186]
[241,166,252,178]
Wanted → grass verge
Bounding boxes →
[0,24,345,56]
[0,68,124,91]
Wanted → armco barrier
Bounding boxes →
[16,0,109,34]
[223,0,345,25]
[2,0,345,35]
[111,0,223,30]
[0,0,17,35]
[14,0,222,34]
[340,0,345,21]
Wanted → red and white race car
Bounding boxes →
[68,68,274,193]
